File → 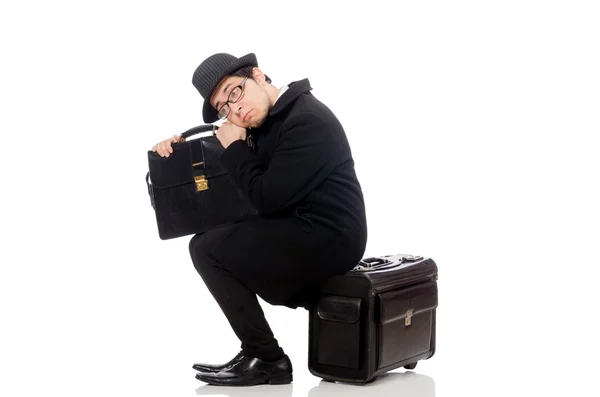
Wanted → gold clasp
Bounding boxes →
[194,175,208,191]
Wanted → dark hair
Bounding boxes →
[231,66,272,84]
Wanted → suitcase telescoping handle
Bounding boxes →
[353,255,424,271]
[360,257,389,267]
[178,124,219,142]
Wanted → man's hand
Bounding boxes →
[216,121,246,149]
[152,135,181,157]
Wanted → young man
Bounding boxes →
[152,53,367,386]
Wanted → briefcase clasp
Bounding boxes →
[405,309,414,326]
[194,175,208,191]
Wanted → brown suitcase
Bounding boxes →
[308,254,438,383]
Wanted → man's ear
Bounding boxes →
[252,67,265,83]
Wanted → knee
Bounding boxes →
[189,233,203,255]
[189,233,210,273]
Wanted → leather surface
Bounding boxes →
[376,280,437,369]
[195,353,293,386]
[147,135,258,239]
[308,255,438,383]
[317,296,361,323]
[192,350,244,372]
[147,136,227,189]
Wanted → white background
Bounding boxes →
[1,1,599,396]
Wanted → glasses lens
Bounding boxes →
[218,104,230,119]
[229,87,242,103]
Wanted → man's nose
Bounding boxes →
[232,102,244,116]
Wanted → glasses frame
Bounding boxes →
[217,77,249,120]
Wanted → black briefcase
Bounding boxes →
[146,124,258,240]
[308,254,438,384]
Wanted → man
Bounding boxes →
[152,53,367,386]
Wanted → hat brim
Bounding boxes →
[202,53,258,123]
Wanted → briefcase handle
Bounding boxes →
[178,124,219,142]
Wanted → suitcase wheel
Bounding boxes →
[404,362,418,370]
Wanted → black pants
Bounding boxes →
[188,216,363,361]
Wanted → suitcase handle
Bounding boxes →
[146,172,155,209]
[359,257,391,267]
[353,255,424,272]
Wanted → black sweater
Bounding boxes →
[220,79,367,243]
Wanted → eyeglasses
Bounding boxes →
[217,77,248,119]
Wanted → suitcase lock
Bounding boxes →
[405,309,414,326]
[194,175,208,192]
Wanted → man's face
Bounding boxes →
[210,73,270,129]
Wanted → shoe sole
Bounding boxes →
[195,373,293,386]
[269,373,293,385]
[192,366,220,373]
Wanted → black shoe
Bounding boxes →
[192,350,245,373]
[195,352,293,386]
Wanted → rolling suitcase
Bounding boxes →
[146,124,258,240]
[308,254,438,384]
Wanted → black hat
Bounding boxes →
[192,53,258,123]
